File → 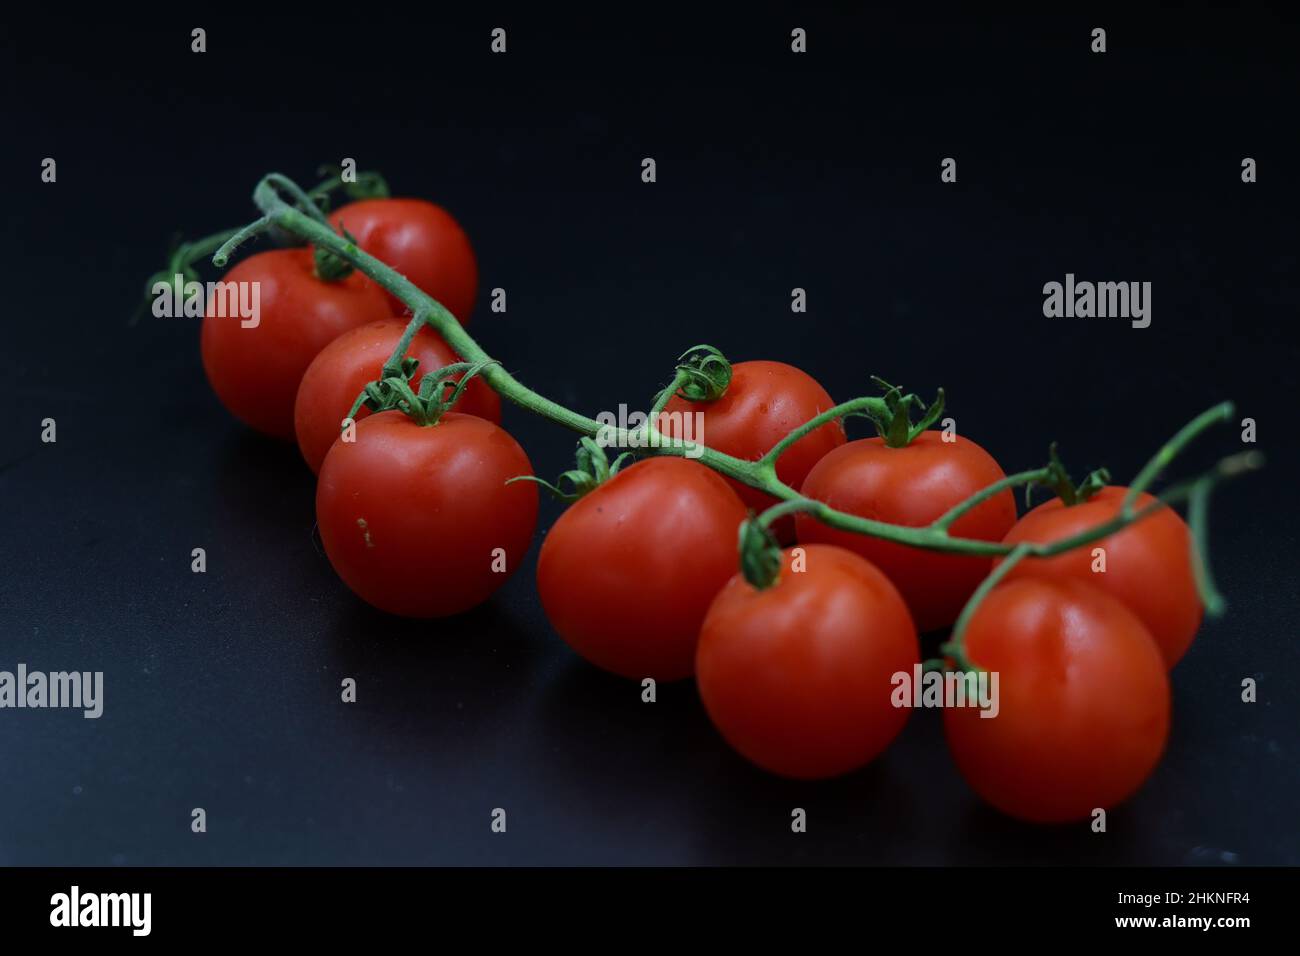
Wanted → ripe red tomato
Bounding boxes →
[795,432,1016,632]
[294,318,502,475]
[329,198,478,323]
[536,457,748,680]
[696,544,918,779]
[942,577,1170,823]
[316,411,537,618]
[659,360,845,540]
[200,248,392,441]
[999,487,1202,667]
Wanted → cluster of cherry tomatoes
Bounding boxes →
[196,188,1204,826]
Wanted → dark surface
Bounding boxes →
[1,9,1297,865]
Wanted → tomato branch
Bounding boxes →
[215,173,1259,572]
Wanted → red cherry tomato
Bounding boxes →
[696,544,919,779]
[316,411,537,618]
[795,432,1016,632]
[659,360,845,541]
[199,248,392,440]
[943,577,1170,823]
[329,198,478,324]
[536,457,748,681]
[294,318,502,475]
[999,486,1202,667]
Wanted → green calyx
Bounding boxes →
[301,171,390,256]
[1027,443,1111,508]
[512,436,633,503]
[860,377,945,448]
[738,518,783,590]
[347,358,498,427]
[670,345,732,402]
[313,228,360,282]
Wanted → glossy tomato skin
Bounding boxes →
[697,544,919,779]
[199,248,392,441]
[943,577,1170,823]
[795,431,1016,632]
[659,361,845,541]
[294,317,502,475]
[329,198,478,324]
[316,411,537,618]
[536,457,748,681]
[999,487,1201,668]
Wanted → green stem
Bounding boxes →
[641,369,690,449]
[384,310,429,376]
[181,171,375,276]
[1124,402,1235,511]
[172,229,241,274]
[940,544,1032,671]
[214,216,274,264]
[760,396,888,466]
[260,173,332,225]
[649,369,688,421]
[754,498,817,530]
[1187,478,1224,616]
[931,468,1052,532]
[221,175,1259,564]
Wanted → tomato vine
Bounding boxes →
[205,171,1261,669]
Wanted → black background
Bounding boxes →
[1,7,1297,866]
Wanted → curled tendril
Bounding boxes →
[672,345,732,402]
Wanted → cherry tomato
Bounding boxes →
[329,198,478,323]
[696,544,918,779]
[294,318,502,475]
[1000,487,1201,667]
[659,360,845,541]
[942,577,1170,823]
[536,457,748,680]
[796,432,1016,632]
[316,411,537,618]
[199,248,392,441]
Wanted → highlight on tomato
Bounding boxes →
[942,577,1170,824]
[536,454,748,681]
[294,317,501,474]
[199,248,393,440]
[658,356,845,541]
[796,385,1015,632]
[329,198,479,324]
[1000,485,1202,668]
[696,538,919,780]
